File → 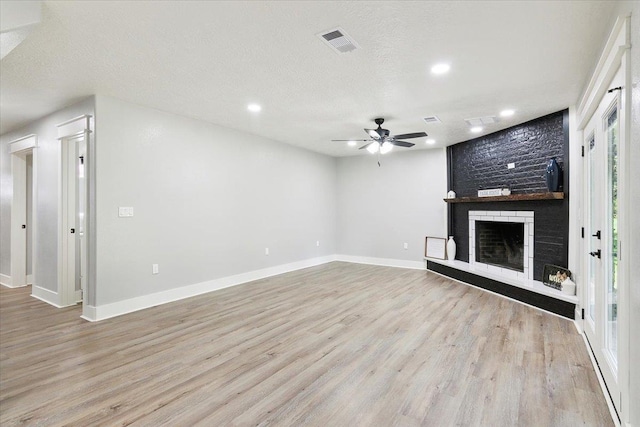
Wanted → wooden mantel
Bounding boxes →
[444,192,564,203]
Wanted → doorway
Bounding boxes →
[56,114,92,312]
[583,65,624,418]
[60,135,87,306]
[9,135,37,289]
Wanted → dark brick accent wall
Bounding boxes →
[447,110,570,280]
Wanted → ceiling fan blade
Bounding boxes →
[392,132,428,139]
[365,129,381,140]
[388,140,415,147]
[331,139,371,142]
[359,142,375,150]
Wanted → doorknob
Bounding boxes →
[592,230,601,239]
[70,228,75,234]
[21,224,26,229]
[589,250,601,259]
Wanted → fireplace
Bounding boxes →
[469,210,534,280]
[476,221,524,271]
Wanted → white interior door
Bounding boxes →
[10,152,28,288]
[583,66,622,417]
[61,135,86,305]
[77,137,87,299]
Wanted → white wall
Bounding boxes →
[0,97,95,300]
[94,96,337,306]
[336,149,447,266]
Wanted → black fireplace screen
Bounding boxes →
[475,221,525,272]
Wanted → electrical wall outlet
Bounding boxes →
[508,163,515,169]
[403,242,408,250]
[152,264,159,274]
[118,207,134,217]
[265,247,269,256]
[316,241,320,247]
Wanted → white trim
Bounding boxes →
[0,274,12,287]
[81,304,96,322]
[577,16,630,129]
[82,255,338,322]
[31,149,38,290]
[581,333,621,427]
[31,285,63,308]
[335,254,425,270]
[574,309,583,333]
[8,134,37,153]
[57,115,92,139]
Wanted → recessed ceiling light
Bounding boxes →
[431,63,450,75]
[470,126,483,133]
[347,141,357,147]
[425,139,436,145]
[500,109,515,117]
[247,103,261,112]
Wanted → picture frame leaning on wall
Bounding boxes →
[425,236,447,260]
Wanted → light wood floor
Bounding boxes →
[0,262,612,426]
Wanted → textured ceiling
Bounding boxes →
[0,1,617,156]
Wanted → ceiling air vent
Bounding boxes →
[423,116,441,124]
[318,27,359,54]
[464,116,498,126]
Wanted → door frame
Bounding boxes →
[576,15,630,424]
[57,115,92,308]
[8,134,38,289]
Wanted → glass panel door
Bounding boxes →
[605,105,619,366]
[583,66,623,417]
[587,134,597,326]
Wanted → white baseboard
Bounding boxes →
[335,254,425,270]
[574,308,584,334]
[0,274,12,287]
[31,285,63,308]
[83,255,338,322]
[580,333,620,427]
[81,304,96,322]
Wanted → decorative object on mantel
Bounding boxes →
[447,190,456,199]
[446,236,456,261]
[444,192,564,203]
[542,264,572,291]
[425,236,447,259]
[561,278,576,296]
[478,188,503,197]
[501,188,511,196]
[545,157,562,192]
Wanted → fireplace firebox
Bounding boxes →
[469,210,534,280]
[475,221,524,272]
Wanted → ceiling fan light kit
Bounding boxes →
[332,118,427,165]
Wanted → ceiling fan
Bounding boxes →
[332,118,428,165]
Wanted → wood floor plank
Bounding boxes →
[0,262,613,426]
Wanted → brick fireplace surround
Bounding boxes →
[427,110,576,318]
